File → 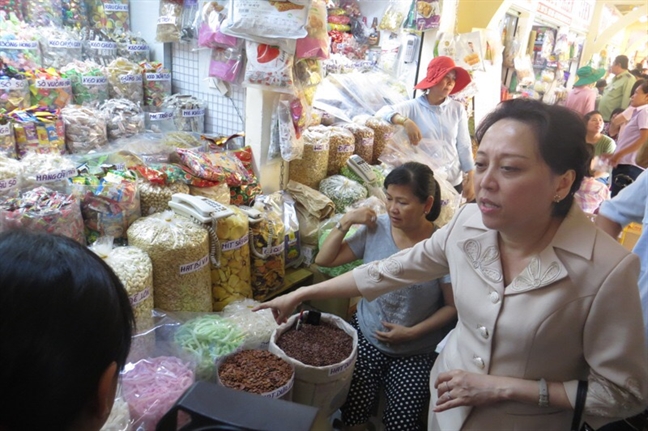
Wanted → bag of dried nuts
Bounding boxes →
[250,194,285,300]
[212,205,252,311]
[127,211,212,312]
[90,236,155,359]
[341,122,374,164]
[326,126,355,176]
[288,125,329,189]
[134,163,191,216]
[363,117,395,164]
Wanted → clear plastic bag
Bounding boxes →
[208,47,244,84]
[221,0,309,41]
[81,28,118,67]
[114,31,150,63]
[156,0,183,43]
[10,108,66,158]
[0,154,21,200]
[289,125,329,189]
[38,26,83,69]
[244,41,295,94]
[270,94,304,162]
[250,193,285,300]
[0,120,16,159]
[86,0,130,33]
[295,0,329,60]
[61,60,110,107]
[282,191,301,268]
[104,57,143,106]
[141,61,172,109]
[99,98,145,140]
[161,94,206,133]
[319,174,367,213]
[197,0,239,49]
[61,105,108,154]
[317,214,362,277]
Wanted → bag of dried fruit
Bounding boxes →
[250,193,285,300]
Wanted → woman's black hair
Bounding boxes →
[630,78,646,97]
[583,110,602,123]
[475,99,589,217]
[383,161,442,222]
[0,230,135,431]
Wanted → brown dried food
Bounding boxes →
[277,322,353,366]
[218,350,293,394]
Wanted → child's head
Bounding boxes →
[610,107,625,121]
[0,230,134,431]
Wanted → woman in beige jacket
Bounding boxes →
[255,99,648,430]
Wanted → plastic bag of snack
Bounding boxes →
[99,98,144,141]
[61,60,110,107]
[10,108,66,158]
[156,0,183,43]
[295,0,328,60]
[211,205,252,311]
[221,0,309,42]
[23,0,62,27]
[0,117,15,159]
[180,0,200,41]
[113,31,149,63]
[0,20,41,70]
[38,26,83,69]
[288,125,329,189]
[26,68,73,110]
[250,193,285,300]
[70,169,141,245]
[326,126,354,176]
[81,28,118,67]
[319,174,367,213]
[0,64,29,113]
[415,0,441,31]
[161,94,206,133]
[86,0,130,33]
[208,47,244,84]
[141,61,171,109]
[378,1,407,31]
[61,105,108,154]
[0,186,85,244]
[173,147,252,186]
[244,41,295,94]
[134,163,190,215]
[270,94,303,162]
[197,0,239,49]
[145,109,176,133]
[62,0,90,29]
[105,57,143,106]
[0,154,22,198]
[456,31,485,72]
[282,191,301,268]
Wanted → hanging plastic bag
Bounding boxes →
[208,47,244,84]
[282,191,301,268]
[221,0,309,42]
[244,41,295,94]
[250,193,285,300]
[456,31,485,72]
[197,0,239,49]
[295,0,329,60]
[270,94,304,162]
[156,0,183,43]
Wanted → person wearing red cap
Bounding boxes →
[376,56,475,201]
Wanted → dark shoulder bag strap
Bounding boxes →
[571,380,588,431]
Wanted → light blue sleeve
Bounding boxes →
[455,105,475,173]
[599,170,648,226]
[345,224,368,260]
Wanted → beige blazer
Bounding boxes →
[353,204,648,430]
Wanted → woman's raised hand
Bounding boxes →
[346,207,378,228]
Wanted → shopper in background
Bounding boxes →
[376,56,475,202]
[599,55,637,122]
[0,230,135,431]
[574,145,610,215]
[317,162,456,431]
[564,65,606,116]
[604,80,648,197]
[583,110,615,182]
[605,107,626,140]
[596,79,607,96]
[256,99,648,431]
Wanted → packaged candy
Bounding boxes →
[26,68,73,110]
[197,0,238,49]
[99,98,144,140]
[61,105,108,154]
[62,0,90,29]
[145,109,175,133]
[23,0,63,27]
[180,0,199,41]
[61,60,109,107]
[105,57,143,106]
[0,186,85,244]
[19,152,76,192]
[0,63,29,112]
[38,26,83,69]
[113,30,149,63]
[140,61,171,109]
[81,28,117,66]
[0,0,23,21]
[10,107,66,158]
[87,0,130,33]
[0,116,15,158]
[161,94,205,133]
[0,20,41,69]
[71,170,140,245]
[0,154,21,198]
[156,0,183,43]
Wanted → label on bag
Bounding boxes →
[145,72,171,81]
[34,168,77,183]
[119,74,142,84]
[182,109,204,117]
[129,286,151,306]
[87,41,117,50]
[262,242,284,256]
[82,76,108,85]
[0,177,18,190]
[48,40,82,49]
[104,3,129,12]
[0,124,11,136]
[179,254,209,275]
[222,235,249,252]
[35,79,71,89]
[127,44,148,52]
[0,40,38,49]
[0,79,27,90]
[148,112,174,121]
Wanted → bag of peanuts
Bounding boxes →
[340,122,374,164]
[362,116,395,165]
[249,194,285,300]
[127,211,213,312]
[288,125,329,190]
[326,126,354,176]
[134,164,191,216]
[211,205,253,311]
[90,236,155,359]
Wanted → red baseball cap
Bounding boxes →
[414,56,471,94]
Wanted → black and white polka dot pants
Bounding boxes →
[340,315,436,431]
